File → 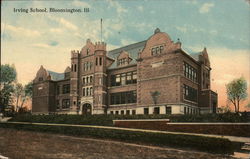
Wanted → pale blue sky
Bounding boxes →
[1,0,250,107]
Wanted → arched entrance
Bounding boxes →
[82,103,92,115]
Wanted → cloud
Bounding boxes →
[106,0,127,16]
[48,16,78,31]
[49,28,63,34]
[32,43,51,48]
[72,0,91,8]
[199,3,214,13]
[176,26,187,33]
[2,23,41,37]
[137,6,144,12]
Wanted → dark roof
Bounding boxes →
[47,70,65,81]
[107,41,146,69]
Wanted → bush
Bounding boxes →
[0,122,239,154]
[9,112,250,126]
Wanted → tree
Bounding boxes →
[20,81,33,108]
[226,77,248,113]
[14,82,23,112]
[0,64,17,113]
[150,91,161,106]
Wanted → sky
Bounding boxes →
[1,0,250,110]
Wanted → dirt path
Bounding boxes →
[0,128,234,159]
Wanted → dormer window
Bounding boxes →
[151,45,164,56]
[117,58,128,66]
[86,48,90,55]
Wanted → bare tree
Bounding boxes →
[226,77,247,113]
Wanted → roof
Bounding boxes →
[107,41,146,69]
[47,70,65,81]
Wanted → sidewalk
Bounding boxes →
[1,121,250,143]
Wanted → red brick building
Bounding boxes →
[32,28,217,115]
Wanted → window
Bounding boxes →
[90,87,92,95]
[184,107,186,114]
[166,106,172,114]
[99,57,102,65]
[87,77,89,83]
[90,76,93,83]
[126,110,130,115]
[62,84,70,94]
[83,88,85,96]
[62,99,70,109]
[83,78,85,84]
[121,73,126,85]
[183,84,197,102]
[132,110,136,115]
[115,111,119,115]
[86,88,89,96]
[74,64,77,72]
[144,108,149,114]
[132,71,137,83]
[110,91,137,105]
[111,71,137,87]
[121,110,124,115]
[183,62,197,82]
[110,111,114,115]
[160,46,163,53]
[117,58,128,66]
[126,72,132,84]
[151,45,163,56]
[86,48,90,55]
[96,57,98,66]
[151,48,156,55]
[115,74,121,86]
[153,107,160,114]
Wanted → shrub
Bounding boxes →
[9,112,249,126]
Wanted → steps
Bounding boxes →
[232,143,250,159]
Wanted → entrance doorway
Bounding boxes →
[82,103,92,115]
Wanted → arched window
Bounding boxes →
[83,88,85,96]
[87,77,89,83]
[99,57,102,65]
[90,76,93,83]
[74,64,77,72]
[86,88,89,96]
[90,87,92,95]
[83,78,85,84]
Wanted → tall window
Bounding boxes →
[99,57,102,65]
[86,48,90,55]
[62,84,70,94]
[183,62,197,82]
[183,84,197,102]
[121,73,126,85]
[153,107,160,114]
[86,88,89,96]
[166,106,172,114]
[83,88,85,96]
[144,108,149,114]
[74,64,77,72]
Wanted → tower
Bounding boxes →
[93,42,107,114]
[70,50,80,113]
